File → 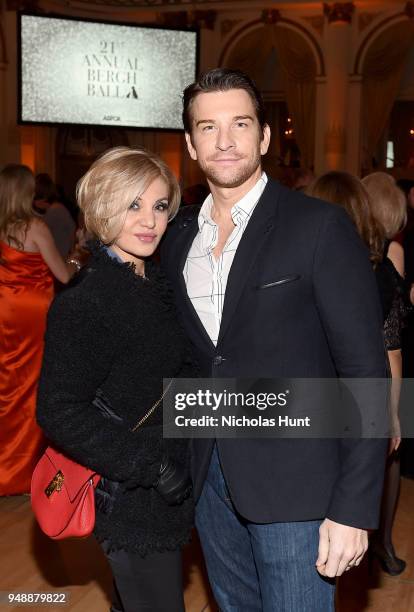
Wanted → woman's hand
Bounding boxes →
[387,350,402,455]
[389,436,401,454]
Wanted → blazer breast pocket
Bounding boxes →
[257,274,302,290]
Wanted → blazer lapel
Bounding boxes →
[174,216,216,353]
[217,179,281,346]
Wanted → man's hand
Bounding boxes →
[316,519,368,577]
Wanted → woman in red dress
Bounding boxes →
[0,164,80,495]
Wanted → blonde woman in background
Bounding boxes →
[307,171,408,576]
[362,172,408,576]
[0,164,80,495]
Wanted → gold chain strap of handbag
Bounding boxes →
[130,378,174,432]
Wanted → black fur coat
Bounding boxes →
[37,242,195,555]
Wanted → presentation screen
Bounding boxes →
[18,14,198,130]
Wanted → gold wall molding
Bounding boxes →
[221,19,242,37]
[303,15,324,37]
[323,2,355,25]
[159,9,216,29]
[261,9,281,26]
[358,12,381,33]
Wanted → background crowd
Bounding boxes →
[0,161,413,582]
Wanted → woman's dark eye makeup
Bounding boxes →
[156,201,169,211]
[129,199,169,211]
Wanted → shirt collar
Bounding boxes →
[103,244,124,263]
[198,172,268,231]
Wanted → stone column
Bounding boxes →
[322,2,355,170]
[195,11,218,72]
[345,75,363,175]
[314,76,328,175]
[33,127,57,177]
[0,62,7,168]
[0,1,7,166]
[2,9,19,165]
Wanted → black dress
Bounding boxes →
[375,243,409,350]
[36,242,195,556]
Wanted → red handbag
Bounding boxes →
[30,447,101,540]
[31,380,173,540]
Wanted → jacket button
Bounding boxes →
[213,355,225,366]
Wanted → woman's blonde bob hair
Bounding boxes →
[77,146,181,244]
[361,172,407,239]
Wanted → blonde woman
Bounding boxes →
[36,147,195,612]
[307,171,408,576]
[0,164,80,495]
[362,172,408,576]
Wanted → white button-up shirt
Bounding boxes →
[184,173,268,345]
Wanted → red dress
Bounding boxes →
[0,242,54,494]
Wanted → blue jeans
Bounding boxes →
[195,445,335,612]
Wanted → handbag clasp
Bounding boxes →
[45,470,65,498]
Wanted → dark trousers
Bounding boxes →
[100,540,185,612]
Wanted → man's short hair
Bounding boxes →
[182,68,267,135]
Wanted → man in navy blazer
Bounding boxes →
[162,68,388,611]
